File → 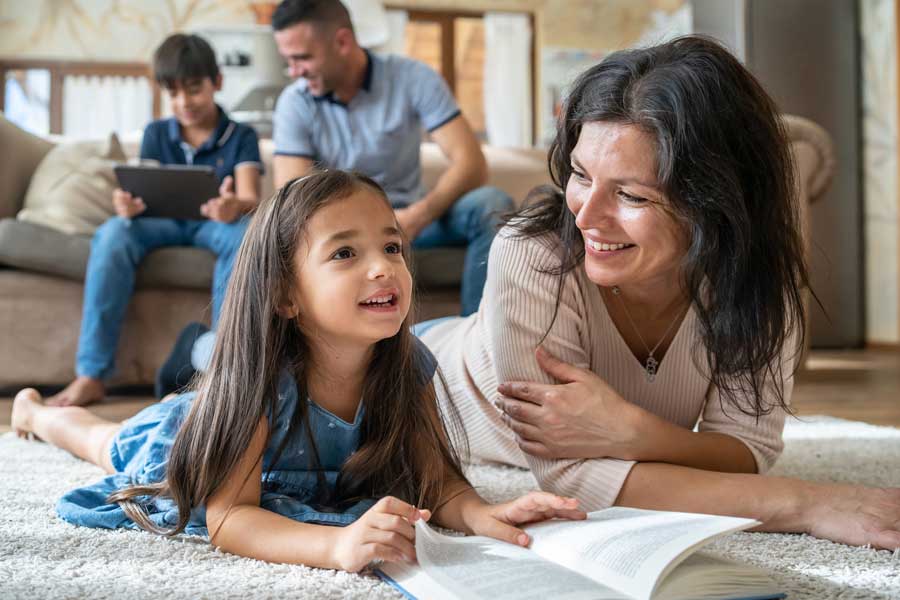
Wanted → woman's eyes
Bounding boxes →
[385,242,402,255]
[617,190,648,205]
[571,168,589,182]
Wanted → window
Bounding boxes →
[389,8,533,143]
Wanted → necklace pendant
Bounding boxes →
[644,355,659,383]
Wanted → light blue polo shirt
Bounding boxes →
[273,51,460,207]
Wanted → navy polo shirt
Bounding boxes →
[139,106,263,183]
[273,52,460,207]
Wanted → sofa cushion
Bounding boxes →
[0,219,215,289]
[16,133,126,236]
[0,218,463,290]
[0,114,54,220]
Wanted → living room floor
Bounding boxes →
[1,349,898,434]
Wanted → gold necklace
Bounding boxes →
[611,286,686,383]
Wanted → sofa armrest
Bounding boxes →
[0,114,54,220]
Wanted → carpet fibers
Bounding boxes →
[1,416,898,599]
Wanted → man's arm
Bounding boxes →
[396,115,487,238]
[273,155,315,191]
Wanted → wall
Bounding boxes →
[0,1,255,61]
[861,0,900,344]
[0,0,688,144]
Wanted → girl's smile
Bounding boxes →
[358,287,401,313]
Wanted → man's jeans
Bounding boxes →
[411,185,513,316]
[76,215,248,380]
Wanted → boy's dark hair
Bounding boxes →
[271,0,354,34]
[153,33,220,89]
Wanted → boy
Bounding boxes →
[48,33,263,407]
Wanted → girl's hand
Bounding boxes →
[496,347,649,460]
[469,491,586,547]
[112,188,146,218]
[803,483,900,550]
[331,496,431,573]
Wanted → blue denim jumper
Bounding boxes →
[56,369,375,536]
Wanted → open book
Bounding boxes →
[377,507,784,600]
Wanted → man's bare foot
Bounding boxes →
[11,388,43,439]
[46,376,105,407]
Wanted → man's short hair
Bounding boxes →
[153,33,220,89]
[271,0,354,35]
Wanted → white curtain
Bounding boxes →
[62,75,152,138]
[379,9,408,55]
[483,12,532,147]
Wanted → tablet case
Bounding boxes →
[114,164,220,220]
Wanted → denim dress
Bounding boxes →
[56,369,378,536]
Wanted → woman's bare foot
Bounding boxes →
[46,376,105,407]
[11,388,43,439]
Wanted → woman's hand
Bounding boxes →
[803,483,900,550]
[496,347,650,460]
[331,496,431,573]
[468,491,586,547]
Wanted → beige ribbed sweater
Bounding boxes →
[421,227,790,511]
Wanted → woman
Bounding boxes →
[418,35,900,549]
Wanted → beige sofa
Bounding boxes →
[0,115,549,387]
[0,114,834,388]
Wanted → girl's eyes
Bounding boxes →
[330,242,402,260]
[331,247,355,260]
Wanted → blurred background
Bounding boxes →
[0,0,897,352]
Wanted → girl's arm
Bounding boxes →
[205,417,338,565]
[430,474,585,547]
[206,417,424,571]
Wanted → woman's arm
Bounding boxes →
[616,462,900,550]
[497,347,758,472]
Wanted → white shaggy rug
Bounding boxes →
[1,415,899,600]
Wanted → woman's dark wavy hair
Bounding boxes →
[509,35,810,416]
[108,170,468,535]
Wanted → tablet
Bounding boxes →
[114,164,220,220]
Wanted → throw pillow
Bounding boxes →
[16,133,127,236]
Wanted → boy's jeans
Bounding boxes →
[75,215,248,380]
[410,185,514,316]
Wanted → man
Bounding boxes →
[271,0,513,315]
[156,0,513,398]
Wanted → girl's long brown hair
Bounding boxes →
[108,171,468,534]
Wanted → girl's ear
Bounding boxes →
[276,301,299,320]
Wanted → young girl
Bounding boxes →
[12,170,584,572]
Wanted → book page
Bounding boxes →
[410,520,630,600]
[525,508,759,600]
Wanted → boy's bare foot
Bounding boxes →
[46,376,105,407]
[11,388,43,439]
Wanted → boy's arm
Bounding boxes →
[233,164,261,209]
